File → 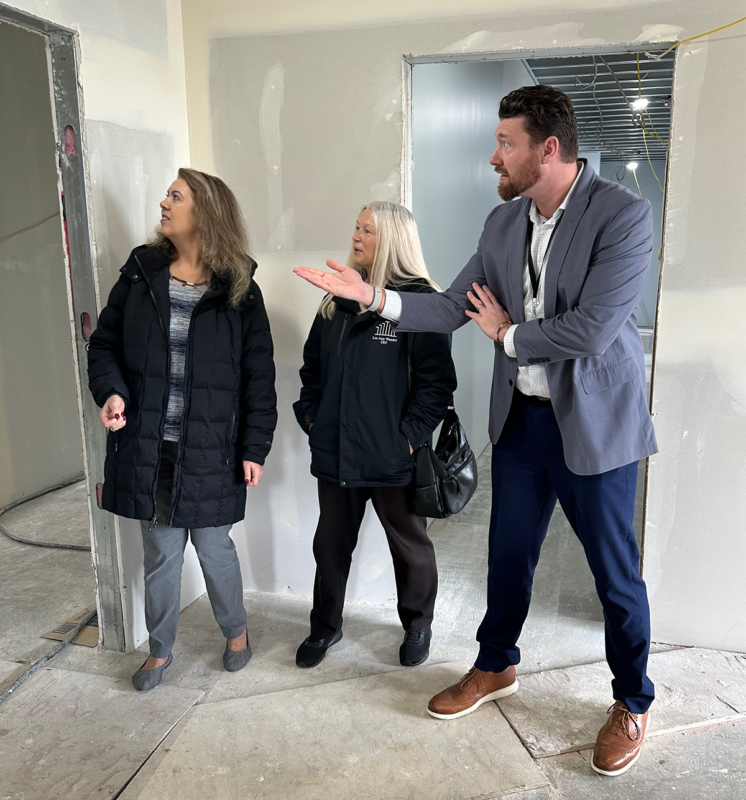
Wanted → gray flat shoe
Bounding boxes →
[223,633,252,672]
[132,654,172,691]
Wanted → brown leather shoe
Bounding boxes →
[591,701,650,776]
[427,665,518,720]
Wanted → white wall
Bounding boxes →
[411,59,533,455]
[182,0,746,650]
[0,22,83,508]
[600,159,666,328]
[4,0,200,650]
[644,34,746,651]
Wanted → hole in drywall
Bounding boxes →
[64,125,76,157]
[80,311,92,341]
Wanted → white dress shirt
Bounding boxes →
[379,163,585,399]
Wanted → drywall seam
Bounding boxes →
[632,23,684,43]
[437,22,607,55]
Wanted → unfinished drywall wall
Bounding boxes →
[183,0,746,649]
[644,32,746,651]
[4,0,198,650]
[0,21,83,509]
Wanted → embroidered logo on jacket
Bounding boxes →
[372,321,398,345]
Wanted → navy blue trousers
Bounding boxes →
[474,391,655,714]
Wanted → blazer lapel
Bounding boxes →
[507,200,530,324]
[542,164,593,319]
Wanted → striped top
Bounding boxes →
[163,278,208,441]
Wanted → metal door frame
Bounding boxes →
[0,4,126,650]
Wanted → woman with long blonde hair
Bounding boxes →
[88,168,277,690]
[293,201,456,669]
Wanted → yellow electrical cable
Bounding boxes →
[624,16,746,194]
[637,16,746,133]
[637,54,665,193]
[654,15,746,59]
[640,126,669,144]
[643,105,662,139]
[632,168,644,199]
[642,128,664,193]
[643,115,665,141]
[635,53,669,144]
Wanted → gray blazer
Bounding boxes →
[397,162,658,475]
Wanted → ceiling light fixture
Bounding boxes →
[627,161,639,171]
[631,97,649,111]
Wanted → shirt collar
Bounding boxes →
[529,161,585,226]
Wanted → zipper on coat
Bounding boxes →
[136,255,171,522]
[337,314,352,482]
[337,316,348,357]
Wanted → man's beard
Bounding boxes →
[496,153,542,201]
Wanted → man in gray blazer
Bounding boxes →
[295,85,657,777]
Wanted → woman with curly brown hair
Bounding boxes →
[88,168,277,690]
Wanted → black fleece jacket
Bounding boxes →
[293,282,457,487]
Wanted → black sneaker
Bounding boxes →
[295,631,343,668]
[400,627,432,667]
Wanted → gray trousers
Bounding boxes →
[140,521,248,658]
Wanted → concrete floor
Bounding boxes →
[0,481,95,665]
[1,451,745,799]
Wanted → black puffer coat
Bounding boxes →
[293,282,457,488]
[87,245,277,527]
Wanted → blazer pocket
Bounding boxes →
[580,356,636,394]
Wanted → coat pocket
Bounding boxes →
[398,428,412,459]
[580,356,637,394]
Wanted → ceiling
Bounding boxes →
[524,51,675,162]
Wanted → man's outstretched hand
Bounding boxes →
[294,260,375,307]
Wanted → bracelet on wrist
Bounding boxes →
[496,321,512,342]
[365,285,382,311]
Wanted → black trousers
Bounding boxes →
[310,480,438,638]
[474,391,655,714]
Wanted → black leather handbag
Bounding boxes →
[409,406,478,519]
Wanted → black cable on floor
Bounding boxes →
[0,608,98,706]
[0,477,91,552]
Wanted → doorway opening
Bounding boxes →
[406,45,673,654]
[0,5,126,654]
